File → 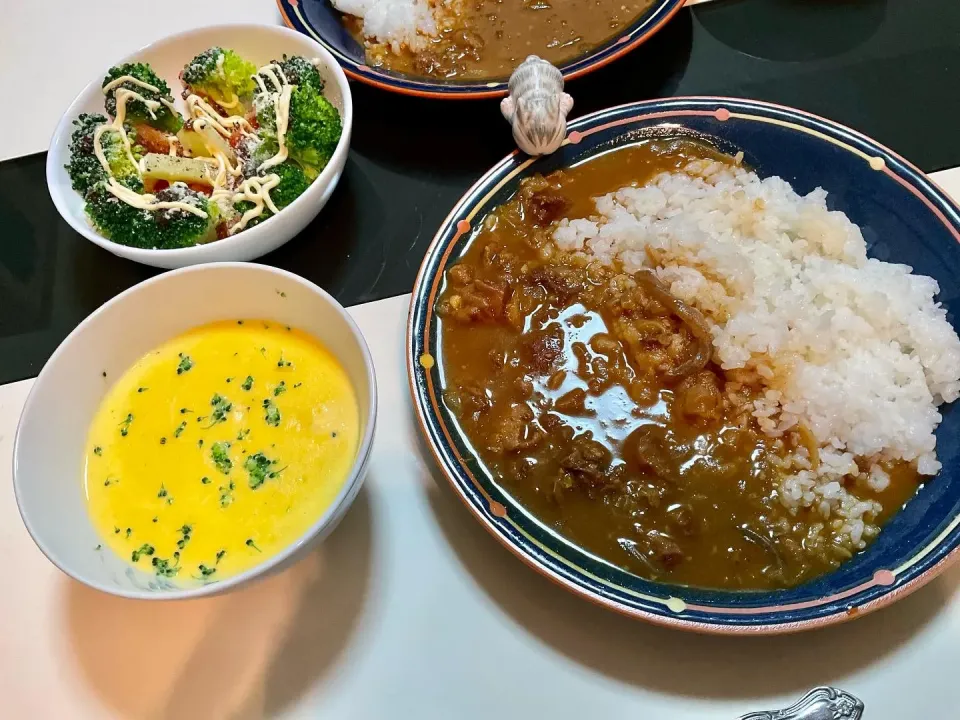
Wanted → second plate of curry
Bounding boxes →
[278,0,686,98]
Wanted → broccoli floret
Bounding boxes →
[102,63,183,133]
[253,81,340,177]
[182,48,257,109]
[65,114,142,193]
[232,200,263,229]
[85,182,218,249]
[254,92,277,138]
[285,85,342,177]
[276,55,324,94]
[65,114,106,192]
[231,161,311,230]
[268,161,310,209]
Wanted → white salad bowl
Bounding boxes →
[13,263,377,599]
[46,24,353,270]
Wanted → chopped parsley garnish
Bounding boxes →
[114,526,120,534]
[119,413,134,437]
[245,538,261,552]
[160,437,167,445]
[176,524,192,550]
[93,446,103,456]
[104,478,113,487]
[273,381,287,397]
[241,375,254,391]
[293,382,302,389]
[180,407,192,414]
[204,393,232,427]
[152,553,180,577]
[198,439,204,448]
[216,549,226,564]
[125,528,132,539]
[131,543,155,562]
[174,421,187,438]
[94,544,102,551]
[158,484,168,499]
[137,387,149,393]
[152,516,158,523]
[197,564,217,578]
[237,428,250,441]
[262,399,281,427]
[211,441,232,474]
[201,476,211,485]
[277,353,292,368]
[219,479,235,508]
[176,353,194,375]
[244,452,279,489]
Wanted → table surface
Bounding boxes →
[2,0,960,384]
[3,1,960,718]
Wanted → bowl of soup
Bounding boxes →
[277,0,686,98]
[408,97,960,632]
[14,263,376,598]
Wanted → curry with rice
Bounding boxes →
[335,0,658,80]
[436,140,923,590]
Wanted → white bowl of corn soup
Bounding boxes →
[46,24,353,269]
[13,263,376,599]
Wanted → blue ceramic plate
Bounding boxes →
[276,0,685,99]
[408,97,960,633]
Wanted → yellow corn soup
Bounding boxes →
[84,320,359,583]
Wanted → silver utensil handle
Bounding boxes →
[738,687,864,720]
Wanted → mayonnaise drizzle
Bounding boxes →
[105,178,208,218]
[201,151,244,188]
[93,89,144,176]
[91,79,203,218]
[228,174,281,234]
[258,84,292,171]
[185,94,254,138]
[94,76,179,180]
[102,74,161,95]
[251,63,293,172]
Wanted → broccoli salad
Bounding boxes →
[65,48,342,249]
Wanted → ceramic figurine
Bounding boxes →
[500,55,574,156]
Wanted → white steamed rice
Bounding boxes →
[551,156,960,549]
[332,0,446,52]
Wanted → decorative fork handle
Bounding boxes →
[738,687,864,720]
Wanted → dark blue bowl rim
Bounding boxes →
[276,0,686,98]
[407,96,960,634]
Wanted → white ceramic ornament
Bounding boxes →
[500,55,574,156]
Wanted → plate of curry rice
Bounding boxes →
[408,97,960,633]
[277,0,686,98]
